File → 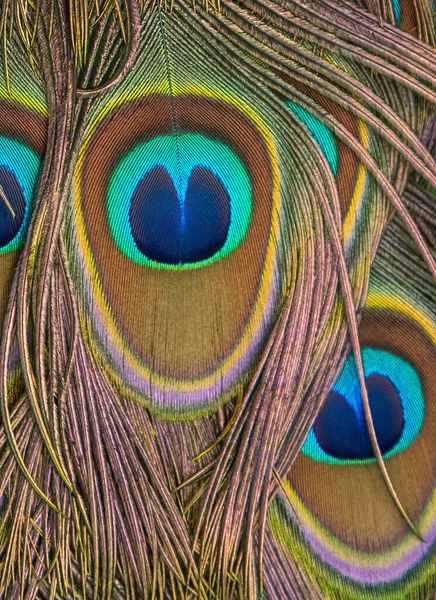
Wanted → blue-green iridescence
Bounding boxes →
[301,348,425,463]
[391,0,401,25]
[107,133,253,269]
[0,135,40,254]
[286,101,338,175]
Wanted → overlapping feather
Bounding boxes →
[0,0,434,598]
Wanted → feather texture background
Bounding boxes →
[0,0,434,598]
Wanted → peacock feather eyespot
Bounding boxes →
[107,132,252,268]
[302,348,425,463]
[73,90,285,416]
[270,289,436,595]
[0,135,40,254]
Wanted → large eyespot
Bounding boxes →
[107,133,252,268]
[73,92,287,415]
[0,135,39,254]
[302,348,424,462]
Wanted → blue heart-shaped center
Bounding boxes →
[301,348,425,463]
[313,374,404,459]
[129,165,231,264]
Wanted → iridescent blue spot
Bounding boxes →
[286,101,338,175]
[129,165,231,264]
[365,374,404,453]
[313,375,404,460]
[130,166,181,264]
[0,135,40,254]
[181,167,231,263]
[0,167,26,248]
[107,133,252,269]
[301,348,424,463]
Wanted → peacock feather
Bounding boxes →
[0,0,435,598]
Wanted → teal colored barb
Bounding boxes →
[392,0,401,25]
[286,101,338,175]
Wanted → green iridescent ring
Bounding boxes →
[107,132,252,269]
